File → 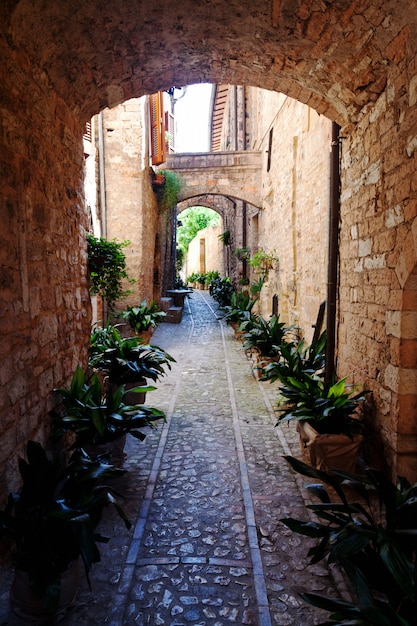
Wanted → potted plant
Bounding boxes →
[53,366,166,461]
[87,234,134,312]
[248,248,279,272]
[263,333,368,473]
[118,301,166,340]
[0,441,131,621]
[220,290,258,338]
[218,230,231,245]
[281,455,417,625]
[209,276,234,307]
[154,169,182,211]
[89,322,175,403]
[240,314,292,378]
[234,247,250,262]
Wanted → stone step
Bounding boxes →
[160,297,174,312]
[164,306,182,324]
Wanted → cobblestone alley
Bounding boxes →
[0,291,349,625]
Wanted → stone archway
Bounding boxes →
[2,0,417,491]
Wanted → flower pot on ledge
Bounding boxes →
[296,421,363,474]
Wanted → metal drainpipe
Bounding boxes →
[325,122,341,383]
[236,86,248,276]
[98,112,107,238]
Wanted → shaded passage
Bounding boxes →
[0,291,348,625]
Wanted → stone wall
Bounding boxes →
[184,225,224,278]
[217,87,331,340]
[337,59,417,478]
[0,39,91,501]
[100,99,160,312]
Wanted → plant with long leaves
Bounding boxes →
[281,455,417,625]
[53,366,165,446]
[118,301,166,334]
[262,331,326,383]
[220,290,258,325]
[241,314,292,357]
[275,373,366,436]
[89,323,175,385]
[0,441,130,615]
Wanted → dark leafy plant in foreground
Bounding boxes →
[0,441,130,615]
[281,455,417,625]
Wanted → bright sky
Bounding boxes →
[173,83,213,153]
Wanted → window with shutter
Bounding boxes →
[165,111,175,153]
[149,92,166,165]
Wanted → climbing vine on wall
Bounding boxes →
[155,170,182,211]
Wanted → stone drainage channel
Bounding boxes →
[0,290,349,626]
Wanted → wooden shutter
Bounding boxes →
[149,92,166,165]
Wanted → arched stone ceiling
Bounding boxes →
[3,0,415,126]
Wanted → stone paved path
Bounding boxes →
[0,291,348,625]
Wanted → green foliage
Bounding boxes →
[156,170,182,211]
[177,207,219,256]
[261,331,367,436]
[248,248,279,271]
[234,247,250,260]
[241,314,291,357]
[53,366,165,446]
[204,270,220,286]
[118,301,166,334]
[281,456,417,625]
[87,234,133,310]
[209,276,235,307]
[249,273,266,297]
[262,331,326,383]
[89,323,175,385]
[186,272,200,284]
[218,230,231,245]
[220,290,258,325]
[276,374,367,435]
[0,441,130,615]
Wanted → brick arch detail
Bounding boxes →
[6,0,414,125]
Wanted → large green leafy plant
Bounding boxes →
[220,290,258,326]
[281,456,417,625]
[118,301,166,334]
[241,314,291,357]
[89,323,175,386]
[209,276,235,307]
[0,441,130,616]
[53,366,165,446]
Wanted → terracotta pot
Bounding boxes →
[296,421,363,473]
[10,559,79,622]
[82,434,127,467]
[122,379,147,405]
